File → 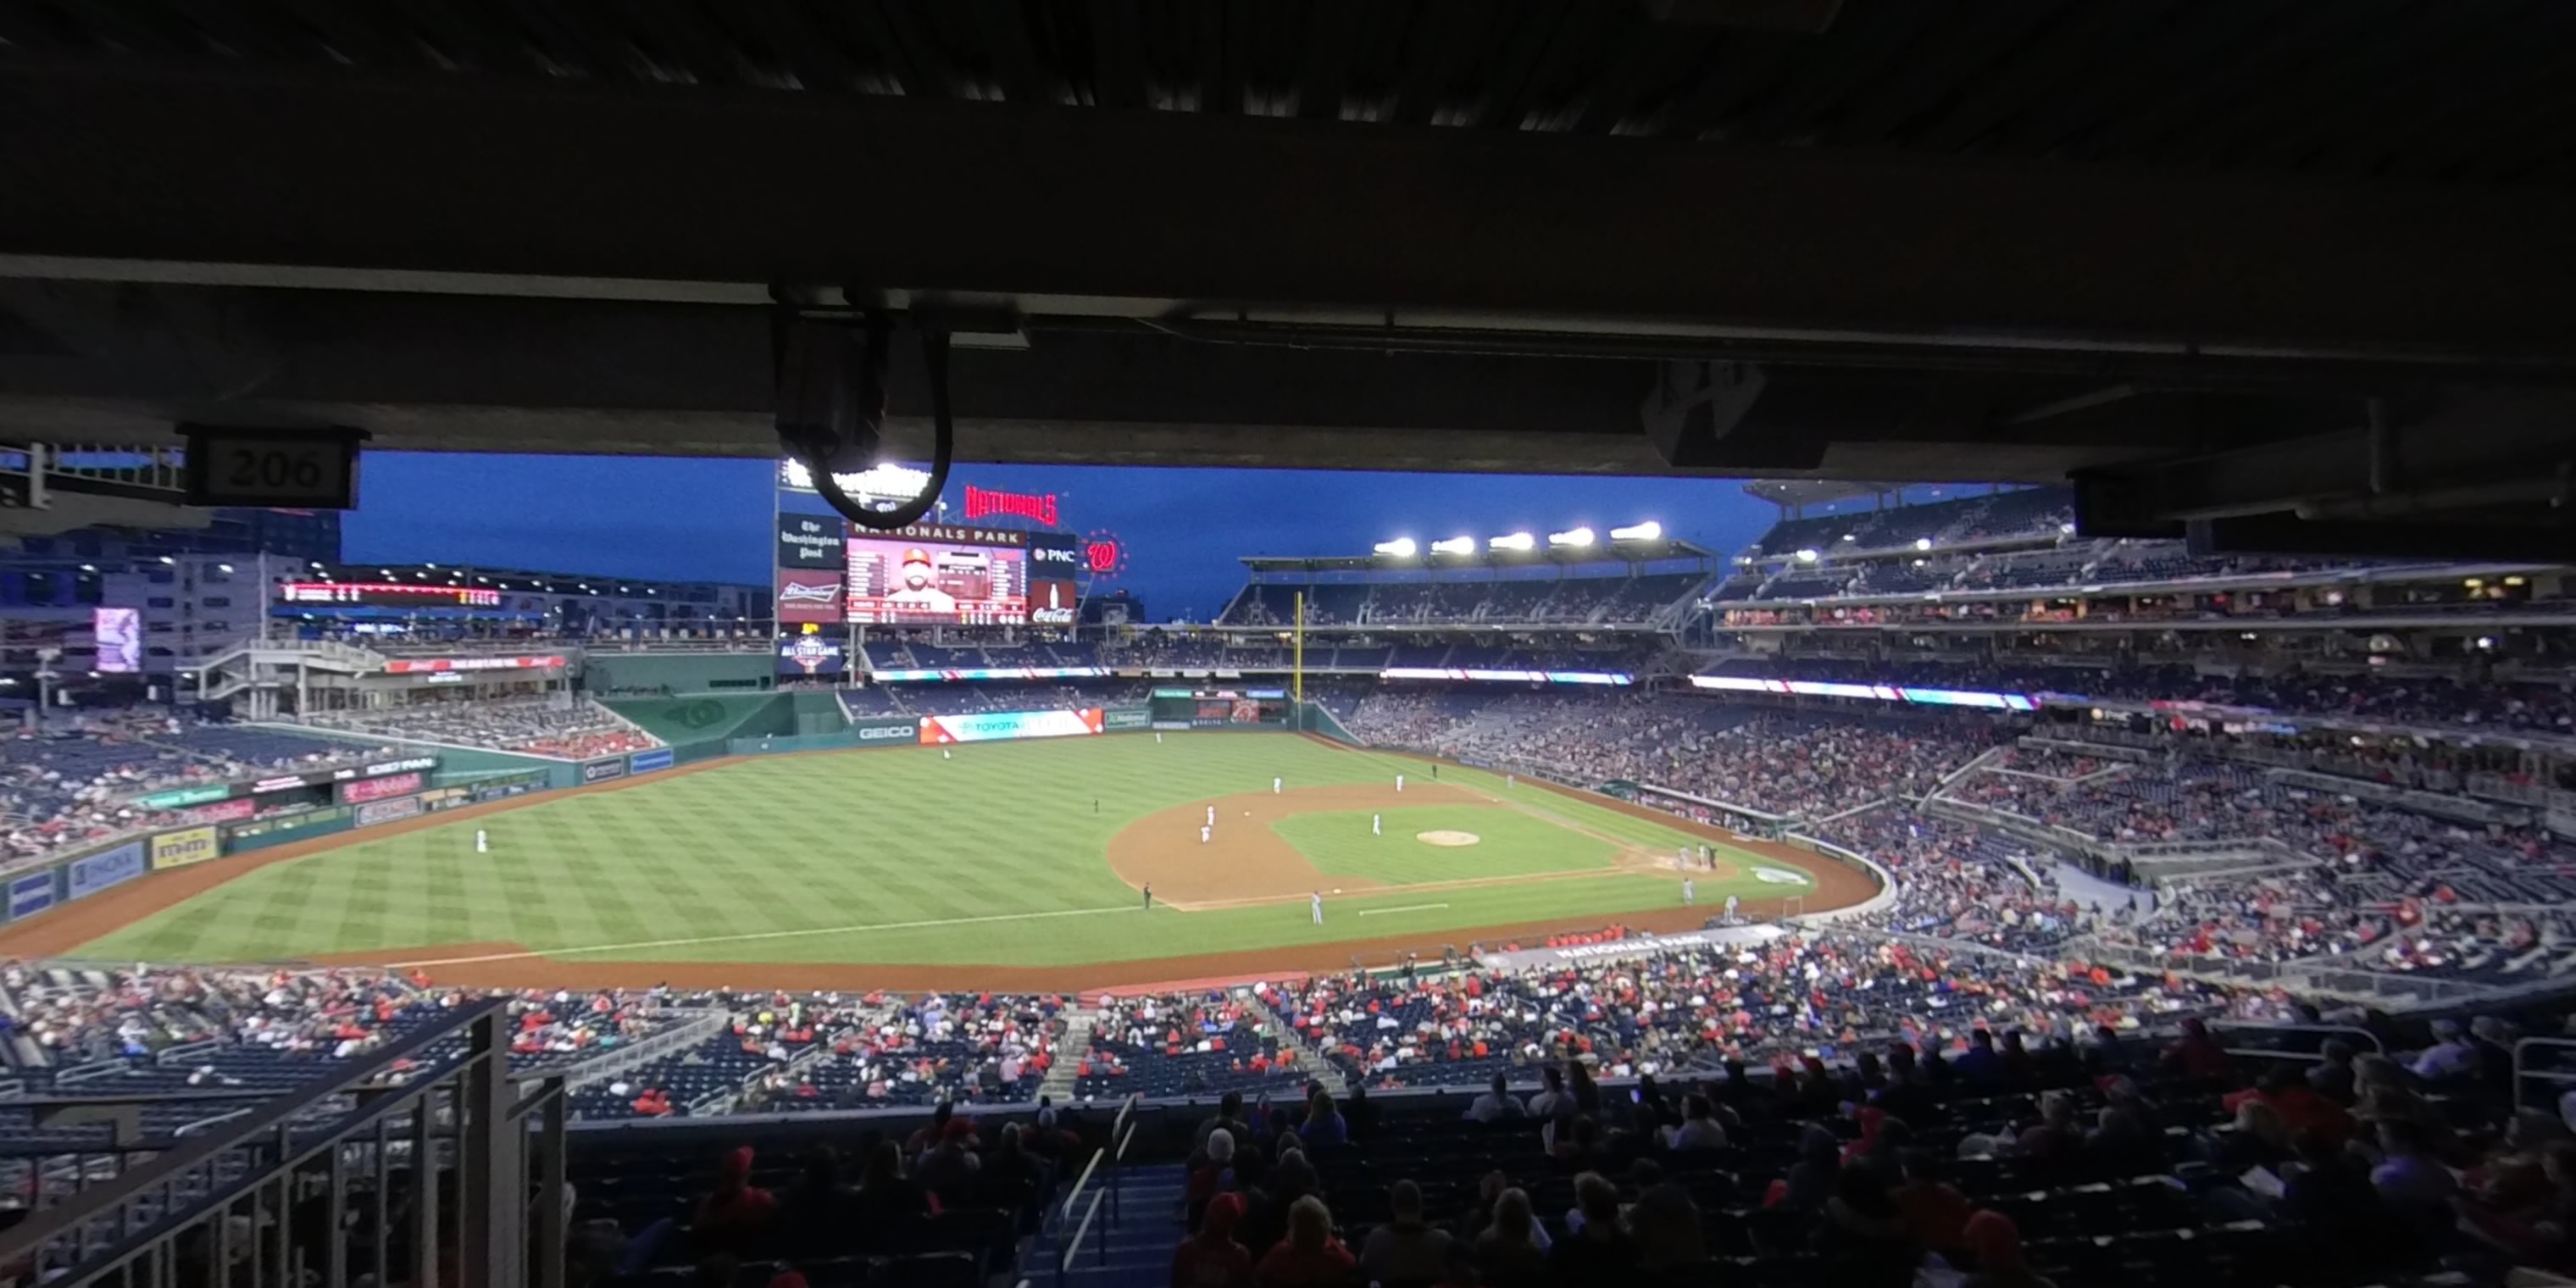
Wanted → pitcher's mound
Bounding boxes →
[1416,830,1481,847]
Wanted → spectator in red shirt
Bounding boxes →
[694,1146,777,1249]
[1173,1192,1253,1288]
[1255,1195,1355,1288]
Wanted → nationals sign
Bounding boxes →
[962,485,1059,526]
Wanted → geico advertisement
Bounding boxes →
[916,708,1105,745]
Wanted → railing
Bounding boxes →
[0,999,565,1288]
[2514,1037,2576,1112]
[1051,1091,1142,1288]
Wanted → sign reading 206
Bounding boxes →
[179,425,367,509]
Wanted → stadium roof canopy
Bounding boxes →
[1740,480,1903,510]
[4,1,2576,558]
[1241,537,1713,575]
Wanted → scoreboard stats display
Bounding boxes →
[831,524,1084,627]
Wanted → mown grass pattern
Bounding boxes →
[76,735,1802,967]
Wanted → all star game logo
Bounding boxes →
[778,635,844,675]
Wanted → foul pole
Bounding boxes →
[1293,591,1306,717]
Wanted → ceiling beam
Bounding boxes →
[3,61,2575,358]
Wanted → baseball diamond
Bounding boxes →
[0,733,1856,990]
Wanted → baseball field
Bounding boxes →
[0,734,1868,990]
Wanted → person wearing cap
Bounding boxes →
[885,547,958,612]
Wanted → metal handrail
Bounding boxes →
[2514,1037,2576,1110]
[0,997,509,1267]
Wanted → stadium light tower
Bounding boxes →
[1796,547,1821,563]
[1373,537,1418,558]
[1430,536,1477,557]
[1609,521,1662,542]
[1488,531,1536,552]
[1548,527,1595,548]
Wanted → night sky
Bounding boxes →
[342,454,1940,620]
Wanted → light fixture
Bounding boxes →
[1609,521,1662,542]
[79,564,95,573]
[157,556,174,565]
[2478,636,2497,650]
[1547,527,1595,548]
[1840,533,1857,542]
[1488,532,1536,552]
[2059,521,2077,534]
[1914,537,1932,552]
[1430,536,1477,557]
[1913,558,1928,568]
[426,562,438,569]
[216,563,234,574]
[1796,548,1820,564]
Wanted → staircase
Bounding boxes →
[1026,1163,1185,1288]
[1039,1008,1097,1102]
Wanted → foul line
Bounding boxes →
[385,904,1141,967]
[1356,903,1450,917]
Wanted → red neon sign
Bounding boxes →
[962,485,1058,527]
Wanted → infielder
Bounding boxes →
[475,829,489,854]
[1683,878,1696,906]
[1200,824,1211,844]
[1206,804,1216,827]
[1372,813,1382,836]
[1396,773,1405,792]
[1310,891,1324,924]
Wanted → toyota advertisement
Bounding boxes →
[916,708,1105,745]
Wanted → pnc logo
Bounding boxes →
[1033,546,1079,566]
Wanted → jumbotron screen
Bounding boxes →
[845,530,1029,625]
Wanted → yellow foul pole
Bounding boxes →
[1293,591,1306,713]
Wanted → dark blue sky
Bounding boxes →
[342,454,1953,619]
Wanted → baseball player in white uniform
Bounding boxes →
[1372,813,1382,836]
[475,829,489,854]
[1273,776,1282,794]
[1207,804,1217,827]
[1396,774,1405,792]
[1683,878,1696,906]
[1310,891,1324,924]
[1200,824,1212,844]
[1724,893,1740,922]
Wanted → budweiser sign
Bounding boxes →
[963,485,1058,527]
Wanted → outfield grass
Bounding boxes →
[1269,805,1613,884]
[71,734,1809,968]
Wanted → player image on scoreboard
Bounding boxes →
[846,532,1030,625]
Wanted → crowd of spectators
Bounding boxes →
[0,713,396,864]
[302,696,661,757]
[1341,691,2000,819]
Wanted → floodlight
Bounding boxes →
[1609,521,1662,541]
[1547,527,1595,548]
[1840,533,1857,541]
[1430,536,1477,556]
[1373,538,1418,558]
[1914,537,1933,551]
[1489,532,1536,552]
[1795,548,1820,563]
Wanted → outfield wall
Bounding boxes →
[585,652,774,694]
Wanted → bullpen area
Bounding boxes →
[0,734,1867,989]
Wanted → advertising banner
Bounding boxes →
[776,636,846,675]
[851,715,919,746]
[150,825,221,871]
[341,771,425,806]
[355,797,422,827]
[629,747,675,774]
[777,514,843,569]
[186,797,258,824]
[225,807,352,847]
[420,787,474,813]
[917,708,1104,746]
[1103,706,1152,731]
[382,655,564,675]
[775,568,845,626]
[9,872,54,919]
[67,841,147,900]
[93,606,142,673]
[472,773,546,802]
[137,783,233,810]
[582,758,626,784]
